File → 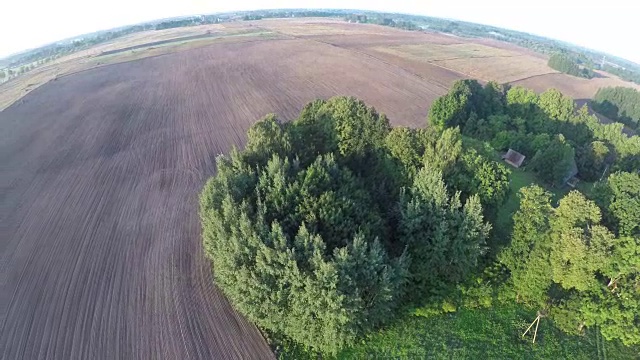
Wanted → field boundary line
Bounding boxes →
[506,71,561,84]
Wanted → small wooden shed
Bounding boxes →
[502,149,525,168]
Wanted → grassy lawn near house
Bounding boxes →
[494,168,538,239]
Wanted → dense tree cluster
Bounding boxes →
[499,180,640,346]
[430,79,640,184]
[547,53,594,78]
[592,171,640,237]
[593,87,640,129]
[200,97,509,354]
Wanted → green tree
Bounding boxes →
[244,114,291,166]
[499,185,553,307]
[427,79,485,130]
[479,81,506,117]
[592,171,640,237]
[428,87,470,130]
[549,191,608,292]
[385,127,424,184]
[399,167,490,291]
[528,134,576,186]
[506,86,540,122]
[582,235,640,345]
[449,148,511,209]
[576,140,610,181]
[501,186,639,344]
[422,126,462,177]
[201,152,407,354]
[538,88,575,123]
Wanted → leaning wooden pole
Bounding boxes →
[522,315,542,343]
[522,315,538,338]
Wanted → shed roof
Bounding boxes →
[502,149,525,168]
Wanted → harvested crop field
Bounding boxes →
[0,37,450,359]
[2,18,640,360]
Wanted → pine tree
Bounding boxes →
[399,167,489,290]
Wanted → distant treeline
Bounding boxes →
[244,10,337,21]
[344,14,419,30]
[603,65,640,85]
[5,24,155,68]
[593,87,640,129]
[547,53,594,78]
[155,16,220,30]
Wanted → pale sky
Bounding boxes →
[2,0,639,64]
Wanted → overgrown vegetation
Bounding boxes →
[593,87,640,130]
[341,304,639,359]
[200,81,639,357]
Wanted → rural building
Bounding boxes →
[502,149,525,168]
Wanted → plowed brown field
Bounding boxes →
[0,37,451,359]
